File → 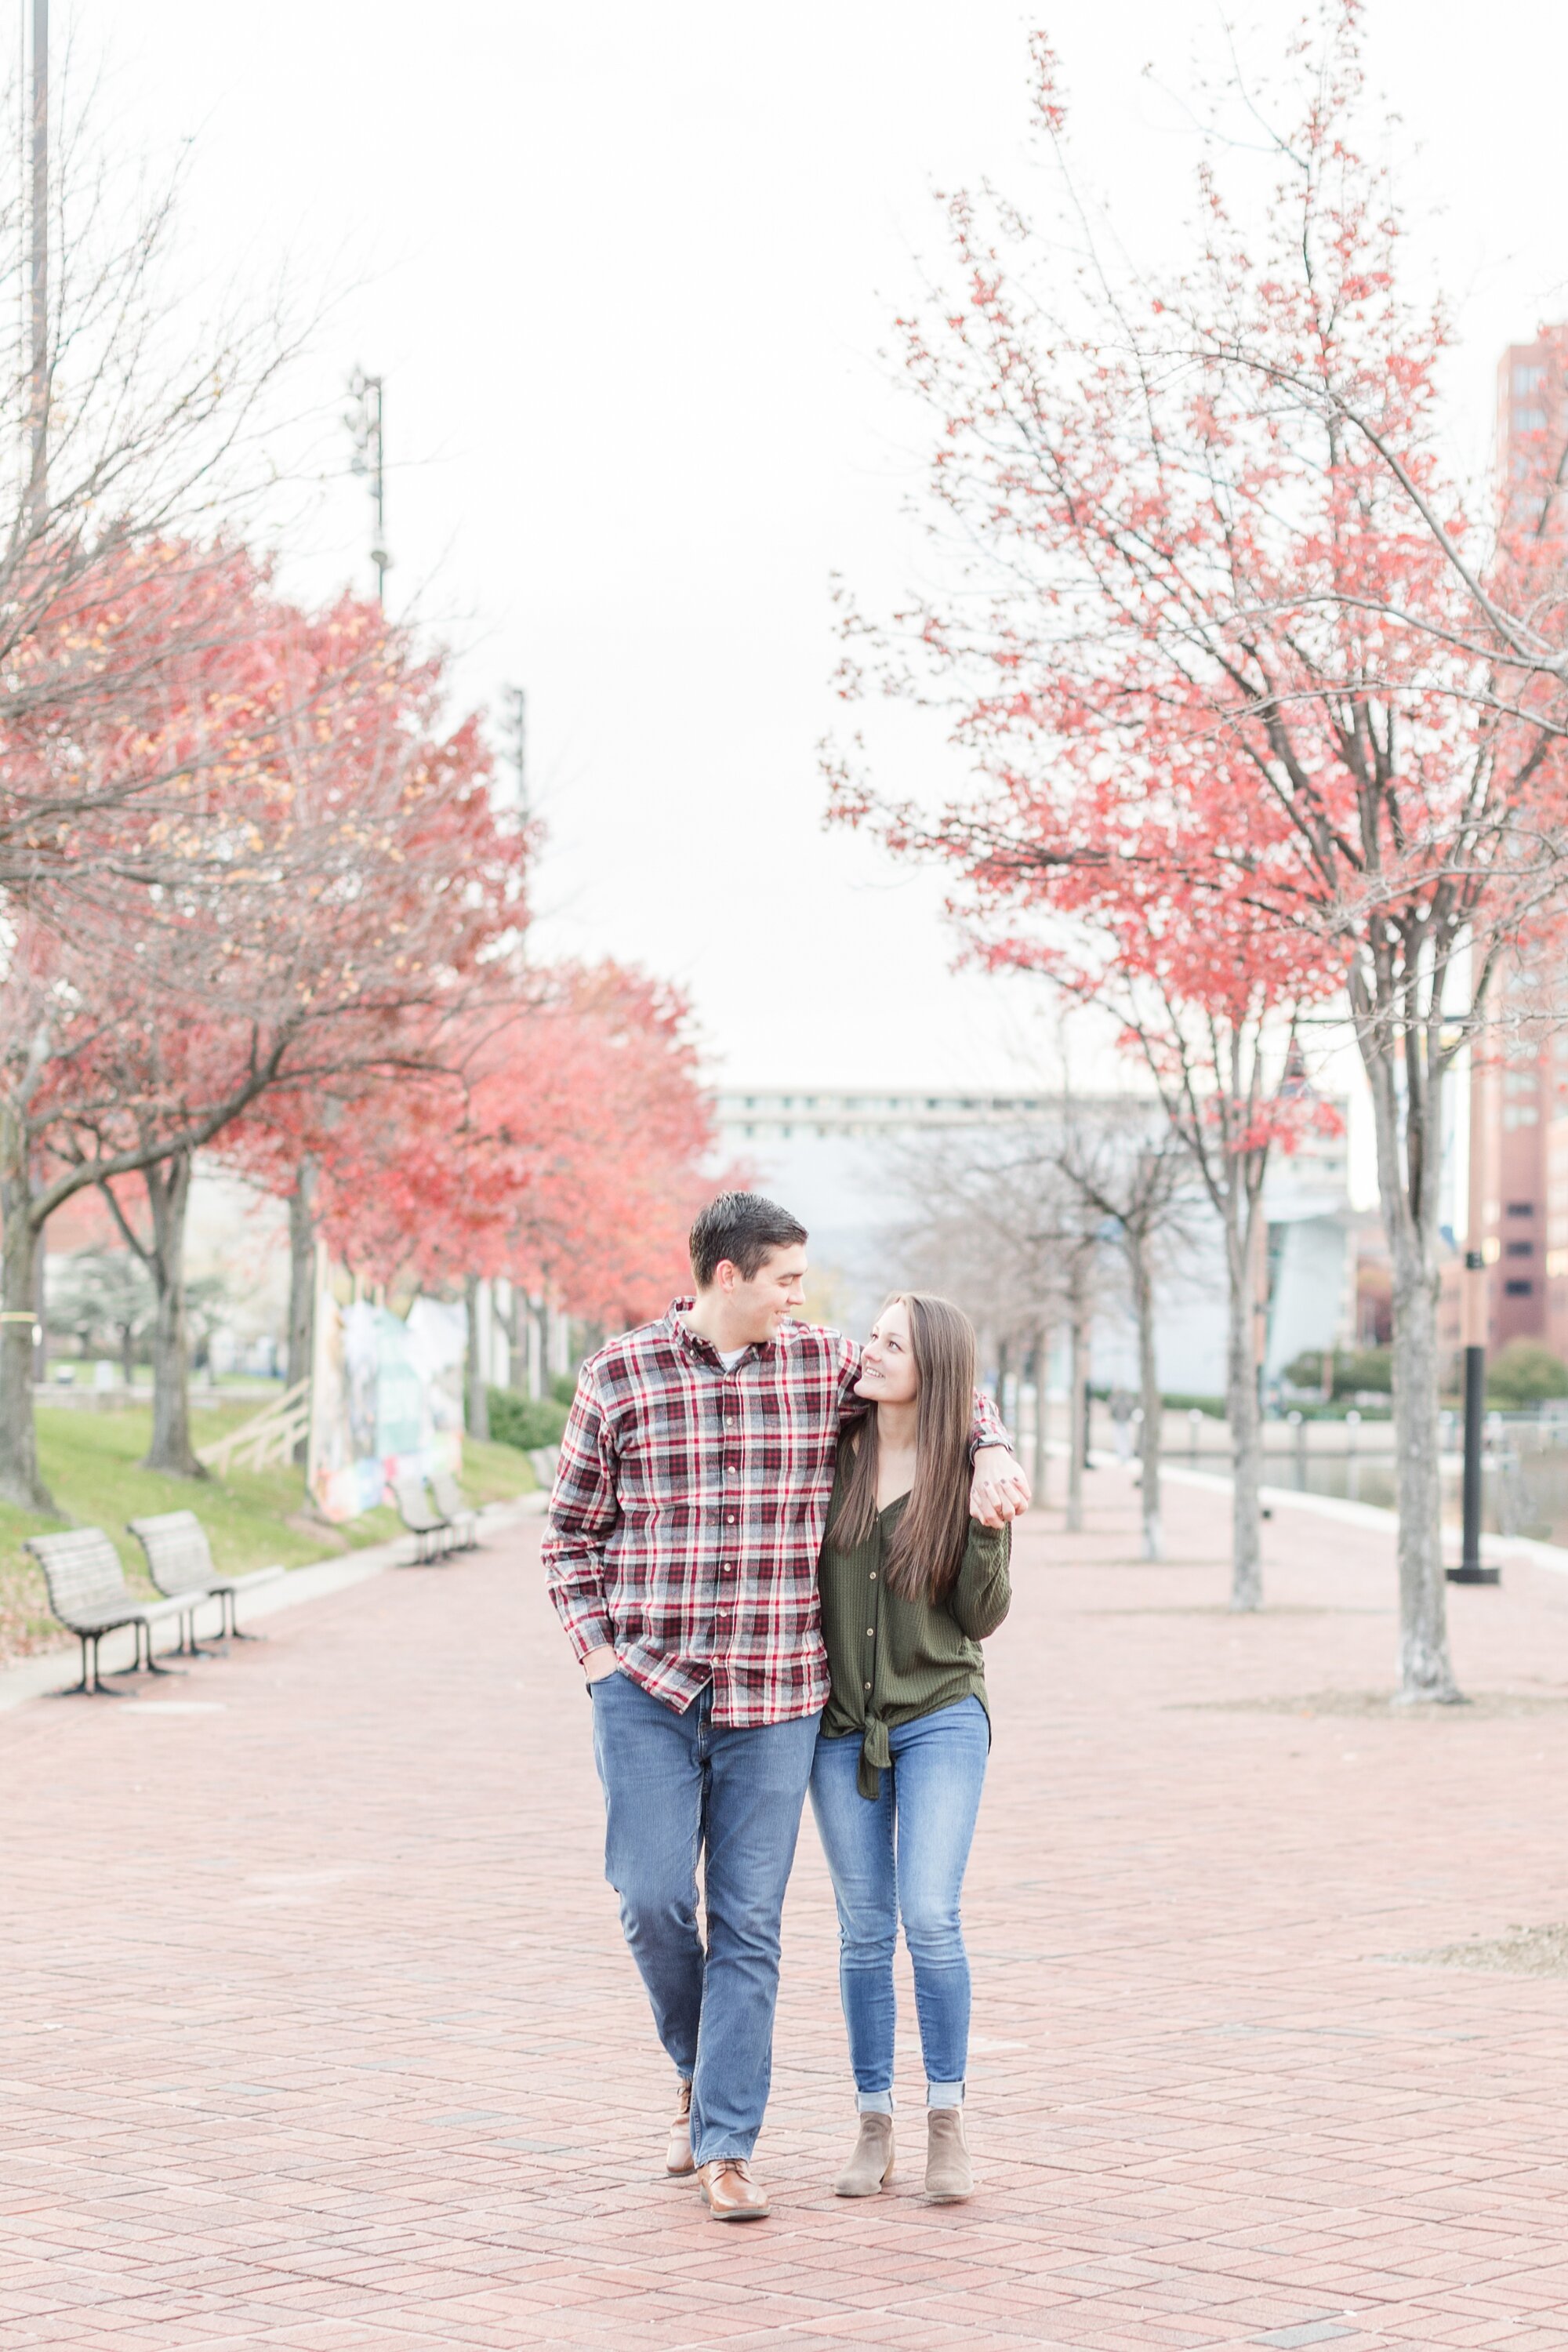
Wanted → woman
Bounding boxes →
[811,1291,1011,2204]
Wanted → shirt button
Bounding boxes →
[723,1566,734,1575]
[863,1680,872,1691]
[867,1628,875,1637]
[869,1572,877,1581]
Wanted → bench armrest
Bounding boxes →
[141,1594,197,1623]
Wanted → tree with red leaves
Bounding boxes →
[829,2,1568,1698]
[225,962,717,1425]
[0,555,526,1504]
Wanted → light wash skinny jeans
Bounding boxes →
[808,1694,989,2111]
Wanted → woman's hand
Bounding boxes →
[969,1447,1031,1526]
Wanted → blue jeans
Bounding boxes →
[808,1696,989,2108]
[590,1671,818,2165]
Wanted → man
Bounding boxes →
[544,1192,1028,2221]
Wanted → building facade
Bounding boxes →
[716,1087,1355,1397]
[1436,329,1568,1367]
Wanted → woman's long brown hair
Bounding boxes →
[832,1291,977,1602]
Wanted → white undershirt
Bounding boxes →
[716,1346,749,1371]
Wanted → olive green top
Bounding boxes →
[817,1450,1012,1799]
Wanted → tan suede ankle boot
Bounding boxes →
[924,2107,973,2202]
[833,2111,895,2197]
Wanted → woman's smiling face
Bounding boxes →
[855,1298,920,1407]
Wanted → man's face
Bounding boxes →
[718,1245,808,1344]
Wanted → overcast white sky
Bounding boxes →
[53,1,1568,1106]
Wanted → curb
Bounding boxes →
[1047,1439,1568,1579]
[0,1491,545,1715]
[1153,1458,1568,1579]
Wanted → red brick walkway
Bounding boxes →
[5,1476,1568,2350]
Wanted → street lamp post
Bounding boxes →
[28,0,48,521]
[346,368,389,608]
[502,684,528,817]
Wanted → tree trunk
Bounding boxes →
[119,1319,136,1387]
[0,1138,52,1509]
[1031,1325,1049,1506]
[1225,1197,1263,1611]
[287,1156,318,1463]
[1389,1229,1454,1697]
[1359,1019,1459,1702]
[465,1272,491,1440]
[1374,1070,1456,1700]
[32,1222,45,1387]
[1066,1310,1086,1533]
[141,1150,205,1479]
[1130,1242,1163,1561]
[492,1279,517,1392]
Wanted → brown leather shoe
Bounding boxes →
[697,2158,771,2220]
[666,2079,695,2176]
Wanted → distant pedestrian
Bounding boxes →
[1109,1385,1136,1465]
[810,1291,1012,2205]
[543,1196,1026,2223]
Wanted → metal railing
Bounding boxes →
[197,1379,310,1475]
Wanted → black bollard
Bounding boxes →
[1449,1270,1497,1584]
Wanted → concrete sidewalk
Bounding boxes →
[4,1473,1568,2348]
[0,1496,543,1713]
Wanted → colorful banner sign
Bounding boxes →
[308,1277,466,1523]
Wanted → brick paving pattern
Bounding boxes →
[5,1473,1568,2349]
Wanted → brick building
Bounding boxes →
[1436,328,1568,1368]
[1497,325,1568,532]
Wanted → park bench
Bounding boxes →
[392,1473,455,1564]
[428,1471,478,1552]
[127,1510,285,1644]
[24,1527,193,1695]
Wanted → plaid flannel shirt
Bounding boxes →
[543,1298,1011,1728]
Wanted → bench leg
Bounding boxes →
[56,1631,127,1697]
[136,1619,185,1678]
[180,1604,221,1661]
[223,1590,265,1642]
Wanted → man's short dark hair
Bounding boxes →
[688,1192,808,1289]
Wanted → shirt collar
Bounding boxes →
[664,1296,787,1366]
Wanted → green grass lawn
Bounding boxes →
[0,1398,537,1665]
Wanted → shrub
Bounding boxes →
[1486,1341,1568,1409]
[1332,1347,1392,1397]
[487,1388,570,1451]
[550,1370,579,1407]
